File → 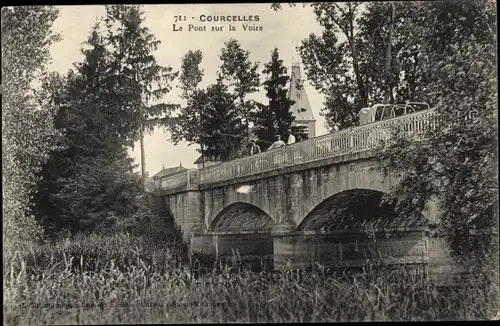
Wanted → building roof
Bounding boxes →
[193,154,222,164]
[152,164,187,180]
[288,64,315,122]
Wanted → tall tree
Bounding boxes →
[104,5,178,188]
[170,81,245,162]
[218,39,260,140]
[383,2,395,104]
[33,21,167,235]
[33,26,139,234]
[252,48,295,150]
[377,0,497,268]
[175,50,206,166]
[355,1,445,106]
[178,50,204,99]
[271,2,437,129]
[2,6,62,247]
[299,2,368,130]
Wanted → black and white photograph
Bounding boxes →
[2,2,499,323]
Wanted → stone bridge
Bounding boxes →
[154,109,442,270]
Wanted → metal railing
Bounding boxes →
[156,109,437,192]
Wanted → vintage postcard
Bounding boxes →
[2,2,498,324]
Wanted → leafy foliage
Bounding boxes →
[218,39,261,137]
[297,2,369,130]
[171,44,257,161]
[274,2,431,129]
[178,49,204,99]
[170,81,246,161]
[169,50,208,159]
[103,5,178,137]
[33,6,177,236]
[275,2,496,132]
[103,5,179,184]
[377,0,497,267]
[251,48,296,150]
[2,6,62,248]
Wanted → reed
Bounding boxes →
[3,233,497,325]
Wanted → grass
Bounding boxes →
[3,232,498,324]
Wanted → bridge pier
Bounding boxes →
[162,190,204,244]
[272,228,429,270]
[190,232,217,255]
[191,230,274,270]
[191,227,429,271]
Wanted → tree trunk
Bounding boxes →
[140,124,146,190]
[320,3,369,108]
[384,3,395,104]
[242,96,250,146]
[351,51,369,108]
[347,4,369,108]
[200,140,205,168]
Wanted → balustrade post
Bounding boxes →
[287,146,294,164]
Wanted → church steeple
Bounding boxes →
[292,43,301,66]
[288,51,316,138]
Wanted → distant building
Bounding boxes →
[152,163,187,189]
[288,63,316,138]
[193,154,223,170]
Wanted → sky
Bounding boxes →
[48,4,328,175]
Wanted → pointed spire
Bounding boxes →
[179,161,183,167]
[288,63,315,122]
[292,41,301,66]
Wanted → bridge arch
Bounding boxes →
[292,188,429,268]
[297,188,430,231]
[209,202,275,232]
[208,202,275,271]
[206,195,276,231]
[294,167,400,228]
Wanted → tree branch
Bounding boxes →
[318,3,349,36]
[308,41,337,91]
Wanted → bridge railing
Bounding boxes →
[155,168,200,193]
[199,109,438,185]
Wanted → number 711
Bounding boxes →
[174,16,186,23]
